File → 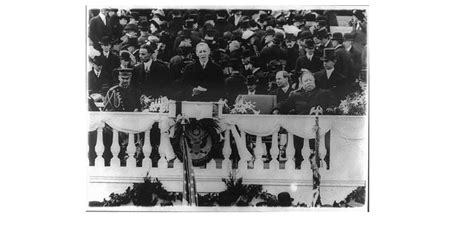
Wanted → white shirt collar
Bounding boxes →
[248,90,255,95]
[345,45,352,52]
[326,68,335,79]
[200,60,208,68]
[144,60,152,70]
[306,53,314,61]
[99,13,106,25]
[103,51,109,58]
[94,69,101,77]
[282,85,290,93]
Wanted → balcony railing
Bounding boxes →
[88,109,366,205]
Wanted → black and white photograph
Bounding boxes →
[86,6,368,210]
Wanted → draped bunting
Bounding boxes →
[88,112,171,133]
[89,112,366,140]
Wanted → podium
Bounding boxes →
[168,101,225,119]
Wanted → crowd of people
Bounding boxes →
[88,8,367,115]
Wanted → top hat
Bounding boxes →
[331,32,344,42]
[304,13,316,22]
[320,48,336,62]
[122,37,139,50]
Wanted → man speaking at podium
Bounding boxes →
[182,42,225,101]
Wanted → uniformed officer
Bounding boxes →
[103,68,141,112]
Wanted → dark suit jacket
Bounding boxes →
[284,45,300,72]
[334,45,354,82]
[348,46,362,78]
[101,53,120,76]
[224,73,247,103]
[214,19,233,37]
[88,70,112,96]
[314,69,347,101]
[295,55,323,73]
[89,15,110,46]
[133,60,171,98]
[270,86,295,103]
[275,88,338,115]
[182,61,225,101]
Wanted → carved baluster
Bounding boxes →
[254,136,264,170]
[222,129,232,171]
[126,133,136,167]
[269,132,279,170]
[94,127,105,167]
[142,130,152,168]
[286,133,296,170]
[159,119,176,161]
[319,132,328,169]
[301,138,312,170]
[230,125,250,170]
[207,158,217,169]
[110,129,120,167]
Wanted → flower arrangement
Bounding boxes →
[141,96,170,113]
[230,100,260,114]
[338,81,367,115]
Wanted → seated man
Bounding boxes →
[104,68,141,112]
[270,70,294,103]
[88,55,111,105]
[273,71,338,115]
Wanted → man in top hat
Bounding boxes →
[89,8,111,49]
[99,37,121,77]
[110,51,135,85]
[88,55,112,104]
[182,42,225,101]
[133,44,171,98]
[283,33,300,72]
[295,39,323,74]
[103,68,141,112]
[214,10,232,37]
[270,70,294,103]
[331,32,355,83]
[168,10,184,36]
[244,75,262,95]
[314,48,347,100]
[343,32,362,80]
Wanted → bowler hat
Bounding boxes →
[304,13,316,22]
[298,30,313,40]
[245,75,258,85]
[119,51,131,61]
[277,192,294,206]
[304,39,316,49]
[89,55,105,66]
[331,32,344,42]
[138,21,149,31]
[124,23,139,32]
[343,32,355,41]
[273,32,284,44]
[285,33,296,41]
[122,38,139,50]
[320,48,336,62]
[99,36,112,46]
